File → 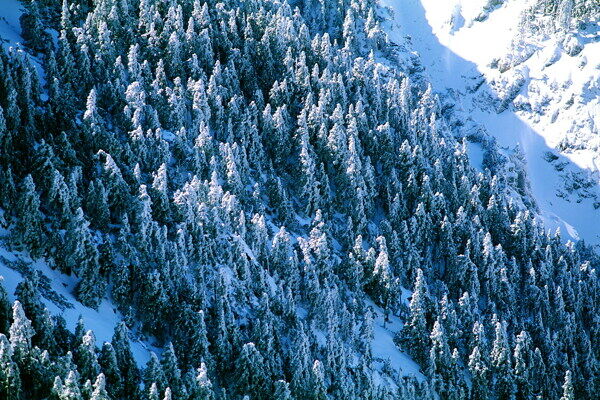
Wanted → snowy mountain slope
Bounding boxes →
[0,1,153,365]
[0,216,155,365]
[0,0,47,83]
[0,0,599,398]
[0,0,25,51]
[368,299,424,383]
[0,1,427,388]
[0,0,421,388]
[381,0,600,245]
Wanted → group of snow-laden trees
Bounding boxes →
[0,0,598,399]
[535,0,599,28]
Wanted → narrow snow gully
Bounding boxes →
[381,0,600,246]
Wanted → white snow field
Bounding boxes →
[370,302,424,384]
[381,0,600,246]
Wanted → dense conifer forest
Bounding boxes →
[0,0,599,399]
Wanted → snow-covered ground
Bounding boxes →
[0,240,155,364]
[370,304,424,384]
[0,0,25,51]
[0,0,47,85]
[0,1,152,363]
[382,0,600,246]
[0,1,422,379]
[0,0,597,384]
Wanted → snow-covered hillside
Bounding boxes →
[0,0,152,364]
[0,1,421,382]
[382,0,600,246]
[1,0,599,399]
[0,0,25,51]
[1,210,155,366]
